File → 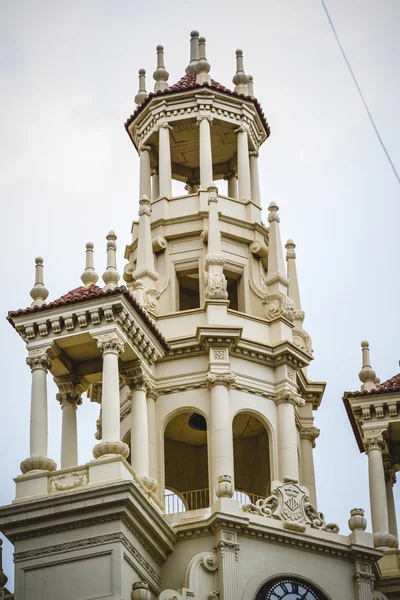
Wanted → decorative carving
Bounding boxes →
[215,475,234,499]
[348,508,367,532]
[263,291,295,322]
[293,327,312,355]
[207,372,236,389]
[132,581,151,600]
[96,332,125,356]
[243,478,339,534]
[300,427,320,448]
[373,532,398,549]
[20,455,57,474]
[93,440,129,459]
[26,346,56,371]
[212,349,227,361]
[94,417,102,440]
[274,389,305,408]
[49,469,88,492]
[123,361,148,390]
[363,429,386,453]
[143,287,160,315]
[54,375,88,408]
[204,271,228,300]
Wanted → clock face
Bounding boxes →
[256,578,324,600]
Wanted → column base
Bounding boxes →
[373,532,399,549]
[93,440,129,459]
[139,475,158,493]
[20,455,57,474]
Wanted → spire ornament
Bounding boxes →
[102,231,120,290]
[186,30,199,75]
[30,257,49,307]
[359,341,377,392]
[247,74,254,97]
[285,239,312,355]
[153,45,169,92]
[134,69,148,105]
[132,195,159,314]
[196,37,211,85]
[233,49,249,95]
[81,242,99,287]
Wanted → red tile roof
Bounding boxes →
[343,373,400,453]
[7,285,169,351]
[125,74,271,141]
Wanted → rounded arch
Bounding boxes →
[232,409,273,501]
[255,574,332,600]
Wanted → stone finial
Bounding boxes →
[196,36,211,84]
[102,231,120,290]
[30,256,49,307]
[248,74,254,97]
[134,69,148,105]
[285,239,302,312]
[81,242,99,287]
[153,45,169,92]
[348,508,367,532]
[186,30,199,75]
[359,341,377,392]
[233,49,249,94]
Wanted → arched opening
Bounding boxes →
[164,410,209,513]
[233,411,271,505]
[256,576,329,600]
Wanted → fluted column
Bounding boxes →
[197,116,213,189]
[275,390,303,482]
[385,467,398,538]
[93,332,129,459]
[235,125,251,200]
[249,151,261,206]
[300,427,320,507]
[363,430,397,548]
[123,361,156,491]
[158,123,172,198]
[20,346,57,474]
[139,144,152,201]
[207,372,236,502]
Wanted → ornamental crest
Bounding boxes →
[243,478,339,534]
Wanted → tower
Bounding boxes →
[0,31,396,600]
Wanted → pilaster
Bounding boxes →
[214,530,240,600]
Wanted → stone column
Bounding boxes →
[235,125,251,200]
[20,346,57,474]
[300,427,320,507]
[123,361,156,491]
[363,429,397,548]
[158,123,172,198]
[55,376,88,469]
[207,372,236,502]
[93,332,129,459]
[151,168,159,201]
[275,390,302,482]
[197,116,213,189]
[146,385,159,489]
[249,150,261,206]
[224,172,238,199]
[139,144,152,201]
[385,467,398,538]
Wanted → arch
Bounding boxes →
[232,409,272,501]
[255,574,332,600]
[162,406,210,513]
[243,565,337,600]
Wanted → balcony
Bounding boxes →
[164,488,263,515]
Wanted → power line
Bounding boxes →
[319,0,400,185]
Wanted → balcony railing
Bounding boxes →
[164,488,264,515]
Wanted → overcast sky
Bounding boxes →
[1,0,399,591]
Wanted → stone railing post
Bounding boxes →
[93,332,129,459]
[20,346,57,474]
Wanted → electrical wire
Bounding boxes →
[319,0,400,185]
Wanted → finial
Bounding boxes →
[30,256,49,307]
[268,201,280,222]
[81,242,99,287]
[153,45,169,92]
[196,36,211,84]
[233,49,249,94]
[102,231,120,290]
[285,239,296,255]
[359,341,377,392]
[135,69,148,105]
[248,74,254,97]
[186,30,199,75]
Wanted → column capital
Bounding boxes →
[223,171,237,181]
[234,124,249,134]
[26,344,58,371]
[145,382,158,400]
[363,429,386,453]
[384,465,397,486]
[95,332,125,356]
[249,150,259,158]
[197,115,213,124]
[207,371,236,389]
[139,143,152,153]
[274,389,305,408]
[54,375,88,408]
[138,196,151,216]
[122,360,148,390]
[300,426,320,447]
[156,122,173,131]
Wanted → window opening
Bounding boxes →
[177,266,200,311]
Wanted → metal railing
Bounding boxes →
[164,488,264,514]
[164,488,210,514]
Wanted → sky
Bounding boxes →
[0,0,399,591]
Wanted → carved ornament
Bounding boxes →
[363,429,386,453]
[49,468,88,492]
[204,271,228,300]
[207,372,236,389]
[274,389,305,408]
[300,427,320,447]
[243,478,339,534]
[263,291,295,322]
[96,332,125,356]
[26,345,57,371]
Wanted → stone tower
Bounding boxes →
[0,31,398,600]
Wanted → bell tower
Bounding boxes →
[0,30,397,600]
